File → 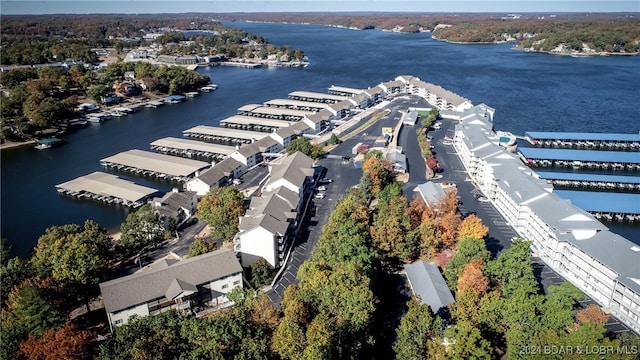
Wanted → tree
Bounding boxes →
[443,237,490,292]
[457,214,489,241]
[197,186,245,241]
[443,320,492,359]
[370,195,416,263]
[576,304,609,326]
[187,236,216,258]
[456,259,489,296]
[119,204,167,256]
[393,297,433,360]
[286,136,324,159]
[272,317,306,360]
[362,152,392,196]
[250,258,273,288]
[540,282,585,332]
[5,282,62,337]
[86,84,109,102]
[18,323,92,360]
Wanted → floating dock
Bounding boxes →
[536,171,640,191]
[150,137,235,160]
[554,190,640,222]
[56,171,159,207]
[183,125,269,144]
[237,104,313,121]
[100,149,210,182]
[327,85,364,97]
[524,132,640,151]
[220,61,262,68]
[220,116,297,133]
[518,148,640,171]
[264,99,331,112]
[288,90,346,104]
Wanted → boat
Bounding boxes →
[35,137,62,150]
[185,92,199,98]
[200,84,218,92]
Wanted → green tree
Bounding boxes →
[197,186,245,241]
[119,204,167,256]
[250,258,273,288]
[5,282,62,337]
[187,237,216,258]
[86,84,110,102]
[393,297,434,360]
[272,317,306,360]
[443,320,492,359]
[286,136,324,159]
[443,236,490,292]
[328,133,341,145]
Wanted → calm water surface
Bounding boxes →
[2,22,639,257]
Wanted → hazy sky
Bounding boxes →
[2,0,639,15]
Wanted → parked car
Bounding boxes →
[317,185,327,191]
[314,192,326,199]
[232,178,242,185]
[320,177,333,183]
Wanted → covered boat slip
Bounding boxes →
[100,149,210,182]
[288,90,347,104]
[183,125,268,144]
[536,171,640,191]
[525,131,640,150]
[519,148,640,171]
[327,85,364,96]
[56,171,158,207]
[264,99,331,112]
[554,190,640,222]
[238,105,313,121]
[219,116,296,132]
[150,137,235,160]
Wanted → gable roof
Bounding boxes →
[99,249,242,313]
[404,261,455,313]
[266,152,314,190]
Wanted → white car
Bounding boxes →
[314,192,326,199]
[317,185,327,191]
[320,177,333,183]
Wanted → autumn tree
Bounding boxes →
[18,323,92,360]
[362,150,392,196]
[197,186,245,241]
[457,214,489,241]
[370,194,417,264]
[576,304,609,326]
[443,236,490,292]
[393,297,434,360]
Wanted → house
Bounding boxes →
[185,157,244,196]
[414,182,446,208]
[263,152,315,197]
[99,248,243,331]
[229,143,262,168]
[152,189,198,228]
[101,94,122,105]
[404,260,455,317]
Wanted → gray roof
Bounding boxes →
[408,78,470,106]
[327,85,364,95]
[183,125,268,141]
[266,152,314,190]
[404,261,455,313]
[220,116,296,129]
[101,149,209,177]
[193,156,243,186]
[288,91,346,103]
[56,171,158,202]
[151,137,235,156]
[264,98,331,111]
[239,190,296,235]
[99,249,242,313]
[414,182,446,205]
[274,121,310,139]
[154,190,195,213]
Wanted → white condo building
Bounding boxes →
[452,104,640,334]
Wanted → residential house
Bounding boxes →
[185,157,244,196]
[152,189,198,228]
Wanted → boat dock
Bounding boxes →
[237,104,313,121]
[524,132,640,151]
[264,98,331,112]
[183,125,269,145]
[518,148,640,171]
[56,171,159,208]
[35,137,62,150]
[327,85,364,97]
[220,116,297,132]
[220,61,262,69]
[150,137,235,161]
[288,90,346,104]
[554,190,640,222]
[536,171,640,191]
[100,149,210,182]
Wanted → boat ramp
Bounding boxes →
[525,132,640,151]
[536,171,640,192]
[518,148,640,171]
[554,190,640,222]
[150,137,235,161]
[183,125,269,145]
[56,171,159,208]
[220,116,297,133]
[100,149,210,182]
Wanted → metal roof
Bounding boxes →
[327,85,364,95]
[553,190,640,214]
[536,171,640,184]
[525,132,640,142]
[183,125,268,140]
[220,116,296,128]
[518,148,640,164]
[247,106,313,117]
[101,149,209,177]
[414,182,446,205]
[404,261,455,314]
[288,90,346,102]
[151,137,235,155]
[264,98,331,110]
[56,172,158,202]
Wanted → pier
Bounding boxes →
[264,98,332,112]
[536,171,640,191]
[220,116,297,133]
[518,148,640,171]
[553,190,640,222]
[524,132,640,151]
[220,61,262,69]
[183,125,269,144]
[100,149,210,182]
[56,172,159,208]
[327,85,364,96]
[288,90,347,104]
[150,137,235,161]
[237,104,313,121]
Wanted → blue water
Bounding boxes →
[2,22,639,257]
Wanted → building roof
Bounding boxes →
[246,106,313,117]
[264,98,331,111]
[404,261,455,313]
[154,190,195,216]
[183,125,268,141]
[237,104,261,112]
[239,190,296,235]
[535,171,640,185]
[328,85,364,96]
[288,91,346,103]
[525,132,640,142]
[56,172,159,202]
[518,148,640,164]
[274,121,311,140]
[553,190,640,214]
[193,157,242,186]
[266,152,314,190]
[101,149,210,177]
[151,137,235,156]
[99,249,242,313]
[221,116,296,129]
[414,182,446,205]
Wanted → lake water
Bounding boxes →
[2,22,639,257]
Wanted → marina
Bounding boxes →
[553,190,640,222]
[183,125,269,144]
[264,98,332,112]
[56,171,159,208]
[237,104,313,121]
[150,137,235,160]
[536,171,640,191]
[220,116,297,132]
[288,90,347,104]
[518,147,640,171]
[100,149,210,182]
[327,85,364,96]
[525,131,640,150]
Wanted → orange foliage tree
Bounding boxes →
[576,303,610,326]
[362,153,391,196]
[18,323,92,360]
[457,214,489,241]
[456,259,489,296]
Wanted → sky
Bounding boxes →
[2,1,639,15]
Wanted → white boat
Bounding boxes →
[200,84,218,92]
